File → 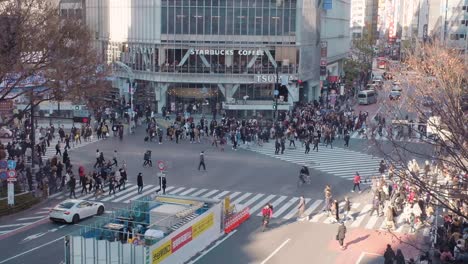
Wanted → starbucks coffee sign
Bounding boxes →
[190,49,264,56]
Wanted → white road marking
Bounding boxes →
[249,195,276,214]
[260,238,291,264]
[112,185,153,203]
[190,188,209,196]
[168,187,186,195]
[213,191,230,200]
[283,198,311,220]
[186,230,238,264]
[274,197,298,218]
[231,193,251,204]
[100,185,139,202]
[258,196,286,217]
[17,216,46,221]
[201,190,219,198]
[179,188,197,196]
[303,200,323,217]
[351,205,373,228]
[0,236,64,264]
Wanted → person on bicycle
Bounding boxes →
[300,166,310,183]
[261,204,273,230]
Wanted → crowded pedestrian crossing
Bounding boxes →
[41,137,101,160]
[240,141,386,183]
[348,130,426,143]
[49,184,430,236]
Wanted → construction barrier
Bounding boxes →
[224,207,250,234]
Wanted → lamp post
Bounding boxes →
[273,68,279,121]
[29,89,37,194]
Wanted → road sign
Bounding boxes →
[157,161,166,171]
[7,170,17,178]
[7,160,16,170]
[8,182,14,206]
[0,170,7,180]
[7,177,17,182]
[0,160,7,169]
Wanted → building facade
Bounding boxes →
[84,0,349,116]
[350,0,366,38]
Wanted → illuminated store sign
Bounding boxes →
[190,49,264,56]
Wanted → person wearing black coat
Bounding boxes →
[383,244,396,264]
[336,222,346,250]
[137,173,143,193]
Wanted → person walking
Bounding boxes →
[304,139,310,154]
[352,172,361,193]
[274,138,280,155]
[108,177,116,195]
[336,222,347,250]
[112,150,118,167]
[162,176,167,195]
[369,195,382,216]
[68,176,77,199]
[297,196,306,220]
[385,204,396,231]
[55,142,62,156]
[344,132,350,147]
[137,173,143,193]
[395,249,406,264]
[331,199,340,222]
[343,197,353,221]
[280,137,285,154]
[383,244,396,264]
[313,136,319,152]
[198,151,206,171]
[120,168,127,190]
[143,150,152,167]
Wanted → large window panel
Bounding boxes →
[175,6,183,34]
[211,8,219,35]
[182,7,189,34]
[226,6,234,35]
[204,7,211,34]
[189,6,197,34]
[262,7,270,35]
[196,7,205,35]
[219,7,226,34]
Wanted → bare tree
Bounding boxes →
[372,42,467,219]
[0,0,108,126]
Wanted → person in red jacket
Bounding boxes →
[352,172,361,193]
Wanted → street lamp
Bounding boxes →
[273,67,279,121]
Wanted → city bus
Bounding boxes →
[358,90,377,105]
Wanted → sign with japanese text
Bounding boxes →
[192,212,214,239]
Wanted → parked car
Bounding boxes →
[0,127,13,138]
[389,90,401,100]
[49,199,105,224]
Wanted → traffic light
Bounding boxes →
[73,117,89,123]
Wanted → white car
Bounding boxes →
[49,199,105,224]
[0,127,13,138]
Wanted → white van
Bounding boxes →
[358,90,377,105]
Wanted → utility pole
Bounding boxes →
[274,68,279,121]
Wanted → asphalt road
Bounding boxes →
[0,113,433,264]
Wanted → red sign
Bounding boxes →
[7,170,16,178]
[320,59,327,66]
[157,161,166,171]
[171,227,192,253]
[328,76,339,83]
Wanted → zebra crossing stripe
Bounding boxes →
[202,190,219,198]
[275,197,299,218]
[190,189,208,196]
[351,204,373,228]
[283,198,311,220]
[213,191,230,200]
[249,195,276,214]
[257,196,286,217]
[303,200,322,217]
[365,215,380,229]
[123,186,162,203]
[101,185,139,202]
[227,192,241,200]
[169,187,186,195]
[179,188,197,196]
[231,193,251,204]
[243,194,265,208]
[113,185,153,203]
